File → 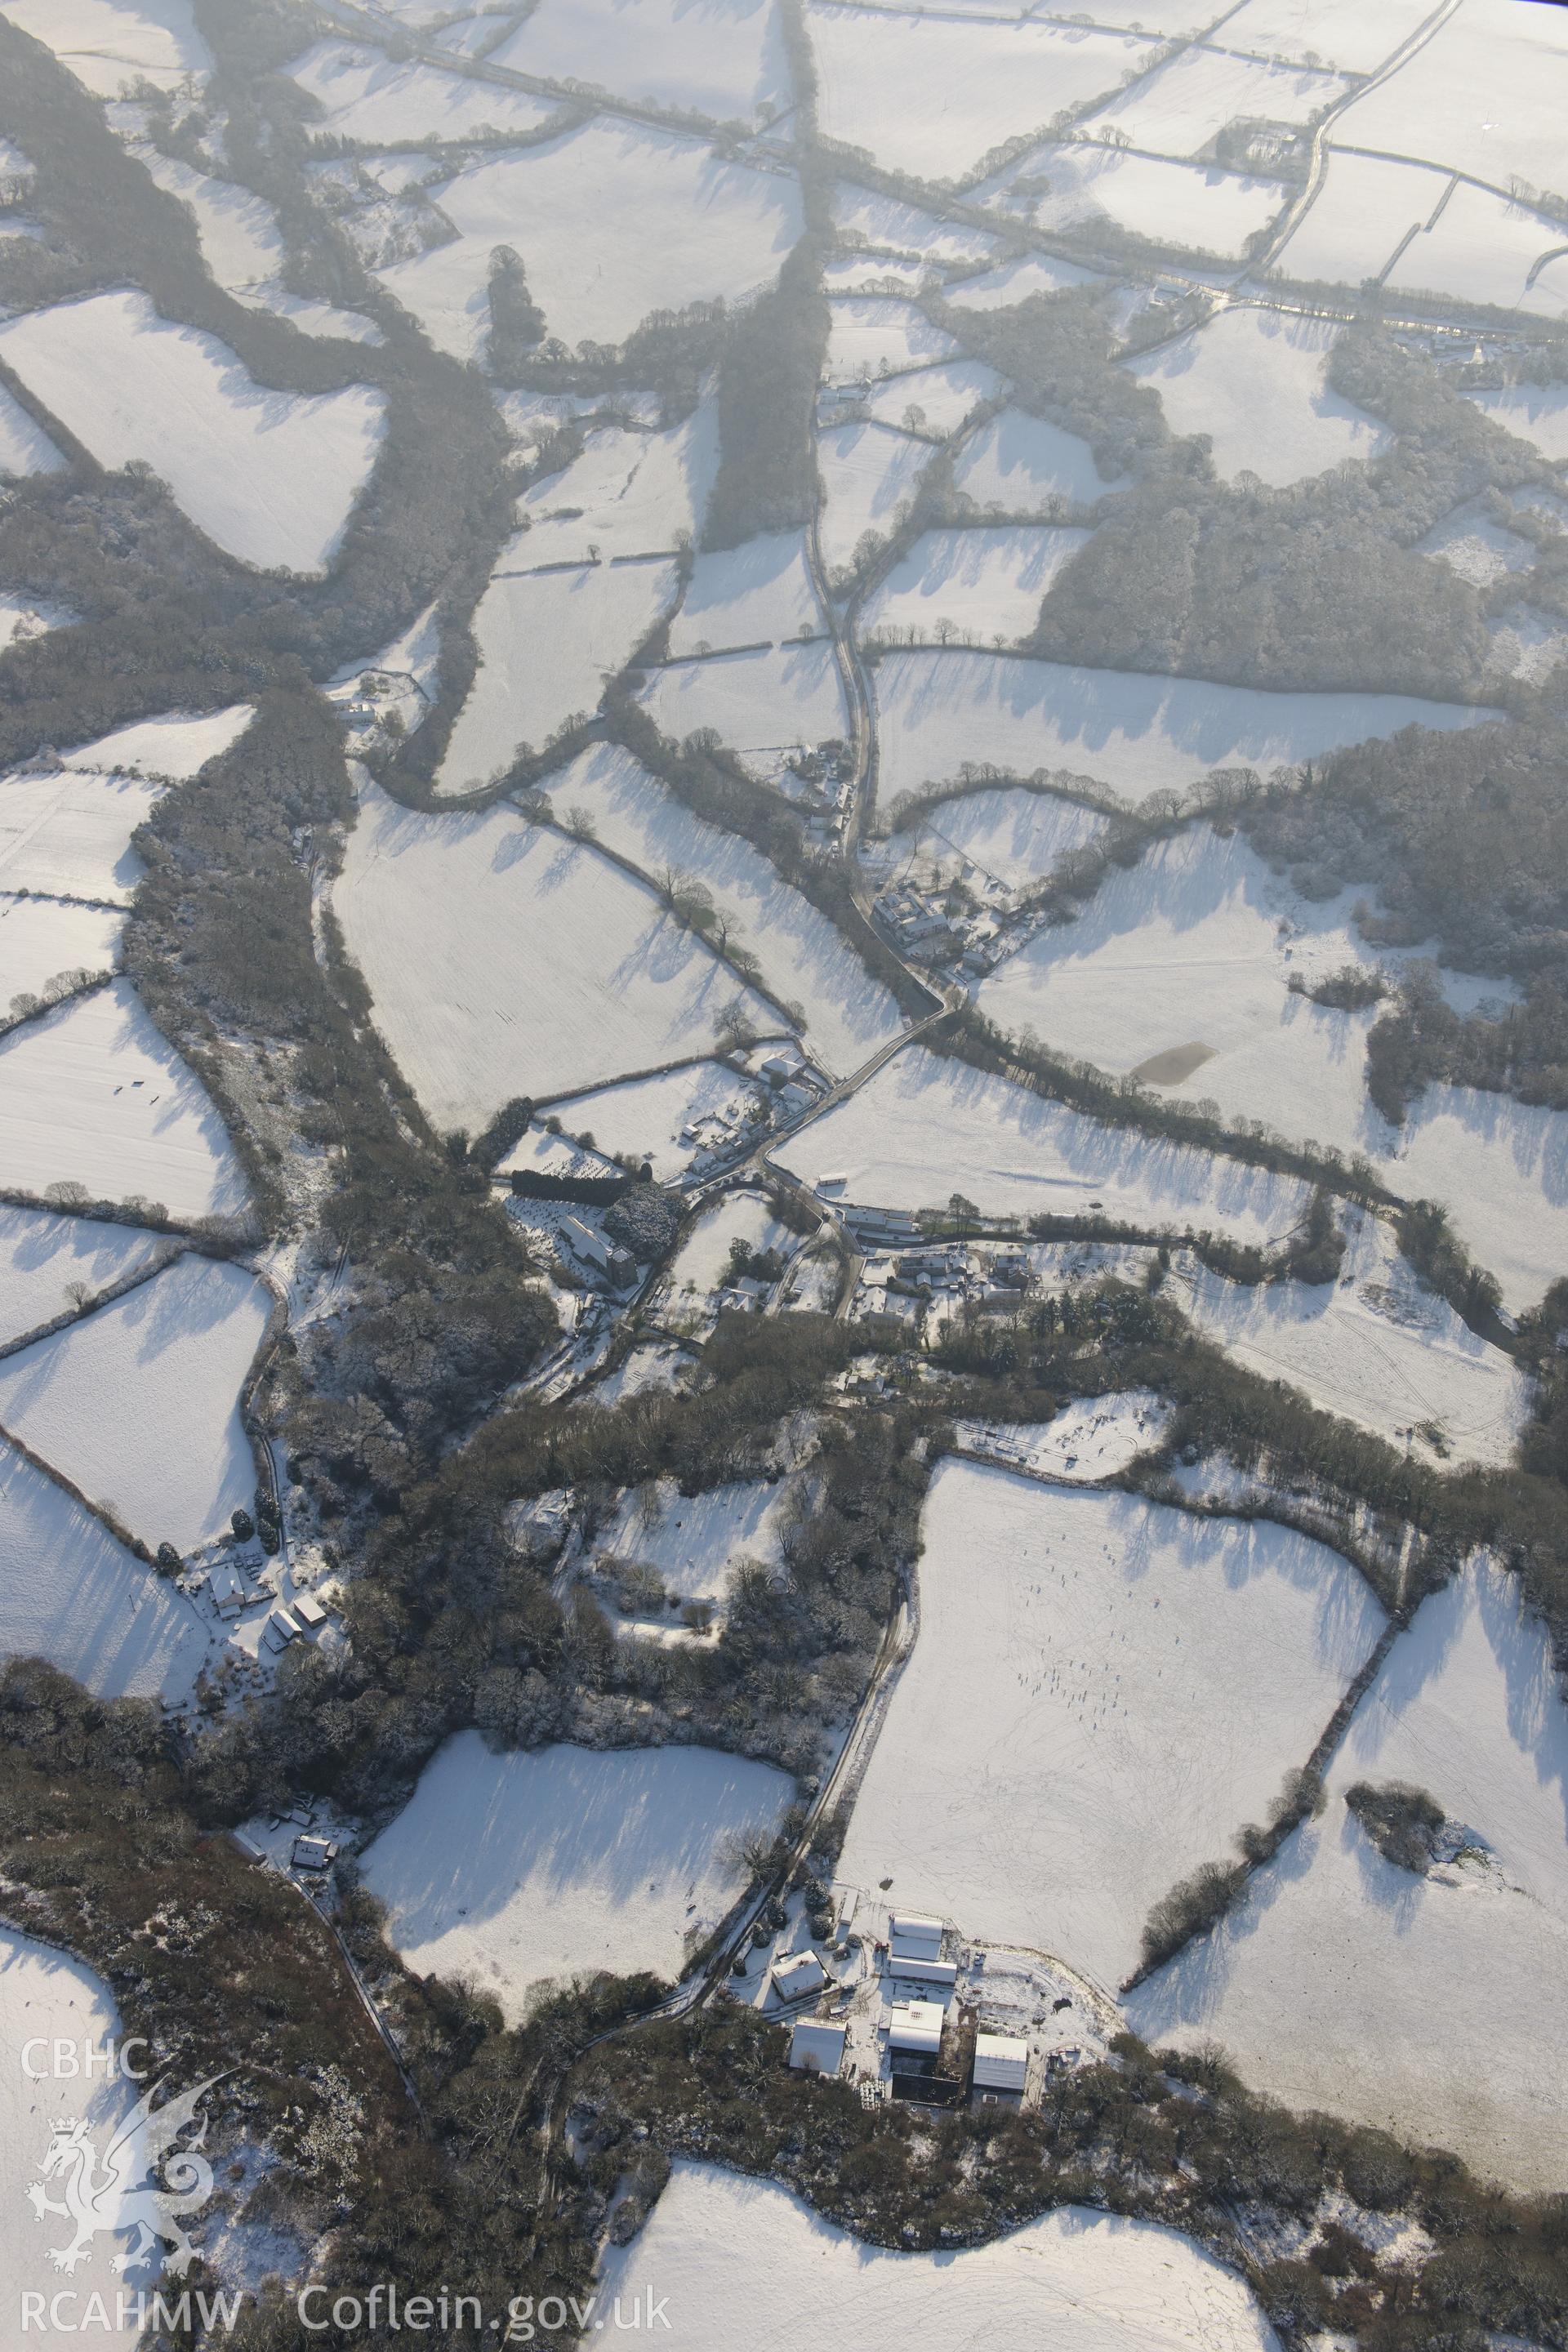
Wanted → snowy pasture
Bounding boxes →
[0,726,247,906]
[873,649,1494,811]
[1000,143,1289,261]
[1268,149,1447,292]
[947,251,1105,310]
[830,185,999,269]
[514,408,719,570]
[957,1391,1174,1484]
[1082,47,1348,158]
[0,980,247,1221]
[597,2163,1281,2352]
[0,895,120,1007]
[775,1044,1312,1246]
[641,645,848,774]
[1388,1086,1568,1319]
[822,298,958,388]
[1465,382,1568,463]
[0,1204,171,1349]
[362,1735,792,2016]
[0,383,64,477]
[547,746,903,1073]
[816,423,931,576]
[806,7,1156,184]
[437,559,679,794]
[378,122,802,361]
[665,1189,795,1303]
[63,705,255,781]
[0,1255,271,1554]
[1129,1561,1568,2194]
[285,40,558,145]
[975,824,1396,1160]
[1126,311,1389,487]
[669,531,824,657]
[858,358,1004,436]
[0,0,210,96]
[862,526,1091,646]
[1383,180,1568,323]
[1417,504,1535,588]
[512,1060,769,1185]
[0,292,386,572]
[1223,0,1434,75]
[953,409,1128,513]
[1330,0,1568,210]
[2,1928,165,2348]
[0,1438,208,1702]
[595,1473,793,1613]
[838,1463,1385,1987]
[334,782,775,1127]
[896,785,1107,891]
[1170,1209,1529,1468]
[491,0,787,124]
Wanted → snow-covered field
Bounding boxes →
[0,894,120,1006]
[893,784,1107,889]
[286,39,558,145]
[2,1927,164,2350]
[1384,179,1568,323]
[1126,311,1389,486]
[513,1060,769,1185]
[817,423,931,576]
[596,1474,793,1610]
[0,0,210,96]
[1331,0,1568,208]
[640,644,848,772]
[1388,1086,1568,1319]
[956,1391,1174,1482]
[0,1255,271,1553]
[873,650,1494,809]
[838,1461,1384,1987]
[994,142,1288,261]
[665,1189,795,1303]
[0,293,385,572]
[1223,0,1434,75]
[63,706,255,781]
[377,122,801,361]
[436,559,679,793]
[775,1043,1311,1246]
[1467,382,1568,462]
[334,781,774,1126]
[807,5,1156,183]
[515,409,718,570]
[0,980,248,1221]
[952,410,1129,513]
[0,383,65,477]
[1268,149,1447,292]
[0,1204,171,1349]
[362,1734,791,2016]
[831,185,998,269]
[1129,1561,1568,2194]
[947,252,1105,310]
[1085,46,1346,158]
[547,746,903,1073]
[0,1437,208,1701]
[1170,1210,1529,1468]
[862,526,1090,645]
[821,299,957,388]
[858,358,1004,435]
[597,2163,1281,2352]
[491,0,787,123]
[669,531,825,657]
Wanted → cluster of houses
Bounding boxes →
[776,1906,1044,2111]
[871,880,1002,979]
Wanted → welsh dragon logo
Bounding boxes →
[26,2073,225,2276]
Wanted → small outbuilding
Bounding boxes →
[789,2019,847,2076]
[772,1950,827,2002]
[973,2032,1030,2094]
[887,2000,945,2057]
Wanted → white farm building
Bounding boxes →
[973,2032,1030,2095]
